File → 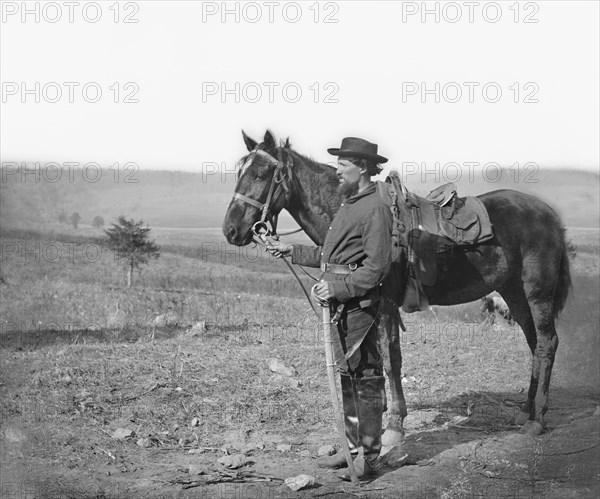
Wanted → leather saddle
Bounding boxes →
[377,174,494,313]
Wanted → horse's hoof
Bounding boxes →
[514,411,530,426]
[381,428,405,447]
[520,420,544,436]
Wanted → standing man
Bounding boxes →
[267,137,392,479]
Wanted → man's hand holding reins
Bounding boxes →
[266,241,293,258]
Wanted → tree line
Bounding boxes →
[58,211,105,229]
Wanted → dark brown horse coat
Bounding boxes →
[224,131,571,438]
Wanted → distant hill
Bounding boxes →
[0,164,598,230]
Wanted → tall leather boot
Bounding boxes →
[317,374,359,469]
[352,376,385,479]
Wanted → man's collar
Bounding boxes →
[346,182,376,203]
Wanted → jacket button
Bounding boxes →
[329,226,332,230]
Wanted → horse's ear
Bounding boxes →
[263,130,276,150]
[242,130,257,152]
[284,137,291,148]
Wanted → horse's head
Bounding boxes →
[223,130,293,246]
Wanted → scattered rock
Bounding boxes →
[317,444,335,457]
[188,464,206,476]
[595,405,599,417]
[4,428,26,443]
[188,321,206,335]
[188,448,206,455]
[277,444,292,452]
[153,311,179,327]
[190,417,201,427]
[287,378,302,388]
[218,454,247,469]
[136,437,152,448]
[263,434,284,445]
[243,443,255,453]
[268,358,296,377]
[444,415,470,427]
[298,450,311,457]
[112,428,135,440]
[284,474,315,491]
[481,470,500,478]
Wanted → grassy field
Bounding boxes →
[1,224,598,497]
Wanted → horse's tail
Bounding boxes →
[553,228,572,318]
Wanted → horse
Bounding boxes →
[223,130,571,440]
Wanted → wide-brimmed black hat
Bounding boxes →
[327,137,388,164]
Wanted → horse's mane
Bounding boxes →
[236,137,336,177]
[276,138,336,177]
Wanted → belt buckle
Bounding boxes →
[320,262,326,272]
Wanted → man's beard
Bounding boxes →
[338,179,360,200]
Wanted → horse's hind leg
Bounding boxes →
[378,302,407,447]
[499,284,538,426]
[501,273,559,436]
[521,292,558,436]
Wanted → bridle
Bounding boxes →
[233,147,294,240]
[231,145,320,315]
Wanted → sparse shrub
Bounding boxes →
[104,216,160,288]
[92,215,104,229]
[71,212,81,229]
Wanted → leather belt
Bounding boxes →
[320,262,358,274]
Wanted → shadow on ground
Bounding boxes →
[378,386,599,498]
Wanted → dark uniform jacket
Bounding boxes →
[291,183,393,308]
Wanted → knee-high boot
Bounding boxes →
[354,376,385,477]
[316,374,359,468]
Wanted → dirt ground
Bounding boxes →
[2,385,598,498]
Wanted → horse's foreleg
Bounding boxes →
[378,304,407,447]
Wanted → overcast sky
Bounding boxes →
[1,0,599,176]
